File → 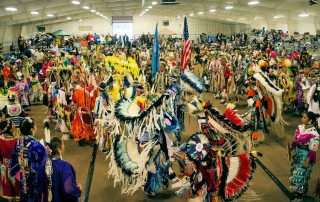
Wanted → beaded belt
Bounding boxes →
[2,158,11,164]
[297,144,309,150]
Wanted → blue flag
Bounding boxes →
[151,23,159,80]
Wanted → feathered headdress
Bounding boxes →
[281,59,292,68]
[253,72,287,137]
[180,70,204,94]
[105,56,140,79]
[225,103,245,126]
[107,135,158,195]
[186,133,211,162]
[258,60,268,68]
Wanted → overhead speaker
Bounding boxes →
[309,0,318,5]
[37,26,45,32]
[163,20,169,26]
[161,0,180,5]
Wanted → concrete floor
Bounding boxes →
[1,92,320,202]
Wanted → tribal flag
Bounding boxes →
[180,16,191,72]
[151,23,159,80]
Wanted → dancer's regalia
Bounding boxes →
[93,82,115,152]
[104,56,140,102]
[215,58,225,99]
[10,132,48,201]
[0,84,12,110]
[295,71,310,115]
[290,123,319,199]
[55,66,73,140]
[10,78,29,109]
[209,58,218,94]
[28,74,43,103]
[165,76,184,134]
[306,81,320,115]
[243,72,287,140]
[173,70,258,202]
[107,93,176,196]
[43,67,59,120]
[2,94,26,136]
[71,82,95,144]
[0,121,19,201]
[152,59,169,93]
[221,62,235,103]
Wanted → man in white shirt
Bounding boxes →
[30,45,36,55]
[34,48,44,73]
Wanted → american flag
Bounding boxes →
[180,17,191,71]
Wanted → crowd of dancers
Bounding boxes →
[0,27,319,202]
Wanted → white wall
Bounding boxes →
[0,25,22,50]
[133,15,250,39]
[0,25,15,43]
[18,16,250,41]
[21,25,37,37]
[296,22,316,35]
[46,18,113,36]
[251,17,319,35]
[2,15,319,45]
[251,22,268,31]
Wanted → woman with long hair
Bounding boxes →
[38,137,82,202]
[0,119,19,201]
[10,117,48,202]
[290,111,320,201]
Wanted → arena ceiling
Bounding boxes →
[0,0,319,26]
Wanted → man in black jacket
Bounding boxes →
[242,32,248,43]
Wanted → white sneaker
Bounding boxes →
[146,192,156,197]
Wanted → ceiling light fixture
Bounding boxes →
[248,1,259,5]
[254,17,257,19]
[225,6,233,9]
[6,7,17,11]
[209,9,216,12]
[83,6,90,9]
[30,11,39,14]
[145,8,149,11]
[67,17,72,20]
[274,16,279,18]
[96,12,100,15]
[148,6,152,9]
[152,1,157,5]
[91,9,96,12]
[299,13,309,17]
[189,13,194,16]
[198,11,204,14]
[177,16,181,18]
[79,19,83,21]
[47,14,54,17]
[72,0,80,5]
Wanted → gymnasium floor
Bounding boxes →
[1,93,319,202]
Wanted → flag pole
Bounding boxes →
[151,23,159,81]
[255,158,293,200]
[180,16,190,73]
